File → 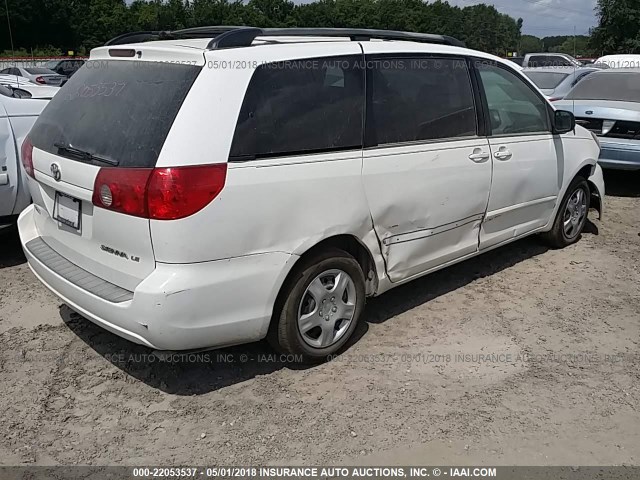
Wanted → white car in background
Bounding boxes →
[0,85,52,229]
[0,66,66,86]
[596,55,640,69]
[18,27,605,360]
[0,76,59,99]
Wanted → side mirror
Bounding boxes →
[553,110,575,134]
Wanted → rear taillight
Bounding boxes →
[147,165,227,220]
[92,164,227,220]
[35,76,45,84]
[92,168,152,218]
[21,137,34,178]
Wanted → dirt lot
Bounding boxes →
[0,171,639,467]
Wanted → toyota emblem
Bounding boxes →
[50,163,61,182]
[585,110,594,115]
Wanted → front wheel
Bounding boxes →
[269,249,366,362]
[541,177,590,248]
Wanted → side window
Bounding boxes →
[573,71,592,87]
[477,62,550,136]
[369,57,477,145]
[229,56,364,159]
[528,56,545,67]
[11,68,21,76]
[0,68,10,74]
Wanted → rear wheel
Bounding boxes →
[541,177,590,248]
[269,249,365,362]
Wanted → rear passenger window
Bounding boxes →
[229,56,364,159]
[369,57,477,145]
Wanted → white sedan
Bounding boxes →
[0,85,52,228]
[0,66,66,86]
[0,76,59,99]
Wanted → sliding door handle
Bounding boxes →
[494,149,513,160]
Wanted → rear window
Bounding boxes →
[25,68,55,74]
[565,71,640,103]
[229,56,364,160]
[524,71,569,89]
[29,60,201,167]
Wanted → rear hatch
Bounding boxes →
[27,49,203,291]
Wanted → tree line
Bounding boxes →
[1,0,521,56]
[1,0,637,58]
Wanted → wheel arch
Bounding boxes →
[561,160,601,215]
[573,162,603,220]
[288,234,380,297]
[266,234,381,346]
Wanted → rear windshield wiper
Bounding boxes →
[54,142,119,166]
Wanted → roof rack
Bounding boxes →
[105,26,465,49]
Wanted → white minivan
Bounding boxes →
[18,27,605,361]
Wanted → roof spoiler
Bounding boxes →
[105,26,466,49]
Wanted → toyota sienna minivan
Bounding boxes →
[18,27,605,361]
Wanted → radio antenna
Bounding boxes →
[4,0,15,60]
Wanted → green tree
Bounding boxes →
[591,0,640,54]
[0,0,526,57]
[519,34,543,54]
[549,35,593,57]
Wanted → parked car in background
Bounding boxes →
[0,66,66,86]
[523,67,600,102]
[521,53,582,68]
[595,54,640,69]
[18,27,604,360]
[0,76,60,99]
[506,56,525,67]
[0,85,51,229]
[555,69,640,170]
[0,74,35,88]
[43,59,86,82]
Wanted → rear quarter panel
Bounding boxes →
[151,43,386,281]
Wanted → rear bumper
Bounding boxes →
[18,205,296,350]
[598,140,640,170]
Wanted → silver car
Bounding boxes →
[555,69,640,170]
[523,67,600,102]
[0,66,66,86]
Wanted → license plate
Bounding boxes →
[54,192,81,230]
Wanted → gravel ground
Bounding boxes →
[0,171,639,466]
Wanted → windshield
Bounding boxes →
[525,71,570,89]
[43,61,59,69]
[29,60,202,168]
[25,68,56,74]
[566,71,640,103]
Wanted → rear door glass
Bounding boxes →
[229,55,364,160]
[369,57,477,145]
[29,60,201,168]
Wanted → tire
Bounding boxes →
[268,248,366,362]
[540,176,590,249]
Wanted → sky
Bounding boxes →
[448,0,598,37]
